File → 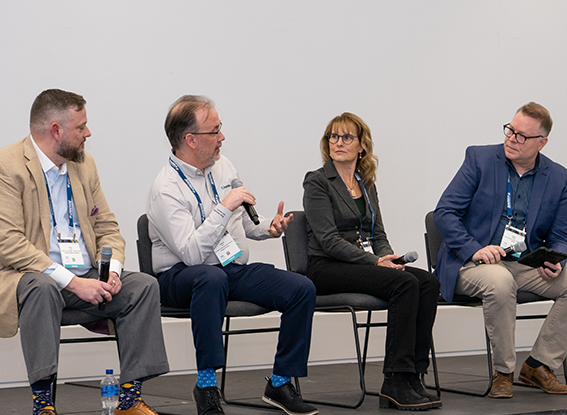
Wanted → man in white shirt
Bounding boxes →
[147,95,318,415]
[0,89,169,415]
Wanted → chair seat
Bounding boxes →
[160,301,273,319]
[445,292,550,307]
[61,309,105,326]
[316,293,388,310]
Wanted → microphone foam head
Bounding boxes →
[515,241,527,253]
[405,251,419,263]
[101,245,113,260]
[231,178,243,188]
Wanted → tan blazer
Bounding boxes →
[0,136,125,337]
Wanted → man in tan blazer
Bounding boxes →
[0,89,169,415]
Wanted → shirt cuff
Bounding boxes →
[44,263,76,290]
[109,259,123,278]
[211,204,232,227]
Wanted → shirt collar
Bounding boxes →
[30,134,68,176]
[506,153,540,177]
[170,151,211,177]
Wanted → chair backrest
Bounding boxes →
[282,210,309,275]
[424,211,443,273]
[137,214,157,277]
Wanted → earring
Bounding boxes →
[359,152,362,159]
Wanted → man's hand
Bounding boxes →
[106,271,122,296]
[220,187,256,212]
[267,201,293,238]
[538,261,562,283]
[65,275,117,305]
[472,245,506,265]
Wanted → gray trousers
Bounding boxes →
[457,260,567,373]
[17,269,169,385]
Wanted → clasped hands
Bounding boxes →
[66,271,122,305]
[473,245,561,282]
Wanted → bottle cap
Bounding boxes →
[106,369,113,374]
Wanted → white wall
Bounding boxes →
[1,0,566,386]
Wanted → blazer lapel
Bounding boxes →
[491,149,508,239]
[324,160,360,218]
[23,136,52,252]
[527,156,549,236]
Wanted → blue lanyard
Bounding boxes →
[169,157,221,224]
[507,170,528,228]
[354,173,375,239]
[43,171,75,240]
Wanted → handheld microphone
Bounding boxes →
[98,245,113,311]
[230,179,260,225]
[474,240,527,265]
[392,251,419,265]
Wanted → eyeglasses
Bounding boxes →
[327,133,357,145]
[188,122,223,136]
[503,123,543,145]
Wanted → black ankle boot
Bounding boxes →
[408,373,442,408]
[380,372,431,411]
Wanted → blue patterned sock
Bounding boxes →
[271,374,291,387]
[197,368,217,389]
[32,377,54,415]
[117,380,142,410]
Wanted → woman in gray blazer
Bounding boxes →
[303,112,440,411]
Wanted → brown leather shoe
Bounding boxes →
[38,409,56,415]
[519,362,567,394]
[488,371,514,398]
[115,400,159,414]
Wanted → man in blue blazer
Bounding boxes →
[434,102,567,399]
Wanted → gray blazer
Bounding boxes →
[302,160,393,265]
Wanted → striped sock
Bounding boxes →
[197,368,217,389]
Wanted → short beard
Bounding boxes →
[57,142,84,163]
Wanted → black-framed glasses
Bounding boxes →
[188,122,223,136]
[327,133,357,145]
[503,123,543,145]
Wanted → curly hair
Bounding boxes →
[320,112,379,188]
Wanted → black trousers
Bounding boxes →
[307,256,439,374]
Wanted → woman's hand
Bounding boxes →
[376,254,405,271]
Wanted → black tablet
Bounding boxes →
[517,247,567,268]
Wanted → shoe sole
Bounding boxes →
[262,395,319,415]
[379,393,432,411]
[519,375,567,394]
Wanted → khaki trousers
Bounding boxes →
[457,260,567,373]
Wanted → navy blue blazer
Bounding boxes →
[433,144,567,303]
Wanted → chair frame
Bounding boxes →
[282,210,439,408]
[136,214,280,411]
[423,210,566,397]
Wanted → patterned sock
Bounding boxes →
[196,368,217,389]
[526,356,543,369]
[117,380,142,411]
[31,377,55,415]
[271,374,291,387]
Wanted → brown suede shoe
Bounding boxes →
[488,371,514,398]
[115,400,159,414]
[38,409,57,415]
[519,362,567,394]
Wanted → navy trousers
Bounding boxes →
[158,262,316,377]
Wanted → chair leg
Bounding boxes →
[421,339,441,397]
[218,316,278,410]
[299,306,367,409]
[424,327,493,397]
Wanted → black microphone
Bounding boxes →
[392,251,419,265]
[98,245,113,310]
[474,240,527,265]
[230,179,260,225]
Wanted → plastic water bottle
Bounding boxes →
[101,369,119,414]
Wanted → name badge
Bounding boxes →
[361,238,374,254]
[501,224,526,258]
[214,232,242,266]
[59,239,85,268]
